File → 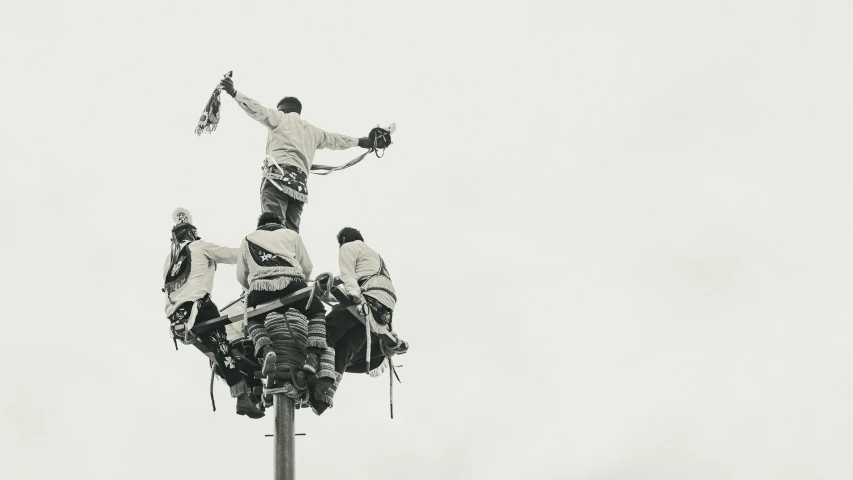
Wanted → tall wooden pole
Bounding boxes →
[274,394,295,480]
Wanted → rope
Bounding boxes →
[264,381,308,404]
[264,386,291,395]
[311,150,372,176]
[209,365,217,412]
[242,288,251,326]
[282,309,296,340]
[220,292,246,312]
[363,301,371,374]
[305,281,315,311]
[312,273,336,305]
[311,130,389,175]
[379,341,400,419]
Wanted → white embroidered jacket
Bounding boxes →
[163,240,238,317]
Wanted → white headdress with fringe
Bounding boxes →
[172,207,193,226]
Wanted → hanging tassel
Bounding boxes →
[195,71,232,136]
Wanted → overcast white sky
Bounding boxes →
[2,0,853,479]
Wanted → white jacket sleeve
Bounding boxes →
[338,243,361,297]
[201,241,239,265]
[311,124,359,150]
[235,238,250,290]
[295,235,313,279]
[162,255,171,283]
[233,91,283,129]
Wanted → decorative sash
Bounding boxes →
[246,239,304,291]
[163,243,192,301]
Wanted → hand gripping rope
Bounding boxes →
[311,124,396,176]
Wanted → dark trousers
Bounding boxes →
[247,280,325,317]
[174,298,246,388]
[260,179,304,232]
[326,304,391,375]
[229,338,263,390]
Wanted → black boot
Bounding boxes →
[259,345,277,376]
[236,393,265,419]
[303,352,319,374]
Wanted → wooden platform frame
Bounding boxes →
[184,280,405,480]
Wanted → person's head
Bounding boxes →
[277,96,302,115]
[171,207,198,241]
[172,223,198,242]
[257,212,284,228]
[336,227,364,247]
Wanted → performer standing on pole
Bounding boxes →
[219,76,375,232]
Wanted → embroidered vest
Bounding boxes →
[163,241,193,299]
[246,238,304,291]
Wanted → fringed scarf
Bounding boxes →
[246,231,305,291]
[163,239,193,301]
[194,71,233,136]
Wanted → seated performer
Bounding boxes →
[325,227,398,381]
[163,208,265,419]
[219,76,376,232]
[236,212,335,412]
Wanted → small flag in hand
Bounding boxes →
[194,71,232,136]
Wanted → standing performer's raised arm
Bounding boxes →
[221,77,282,129]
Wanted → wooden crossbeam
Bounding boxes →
[191,287,312,336]
[254,371,294,381]
[182,279,406,480]
[184,283,406,361]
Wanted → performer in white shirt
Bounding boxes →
[220,76,374,232]
[163,208,264,419]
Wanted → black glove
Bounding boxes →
[358,127,392,149]
[220,77,237,97]
[368,127,392,149]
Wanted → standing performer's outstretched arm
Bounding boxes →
[220,77,282,129]
[220,76,373,148]
[311,124,360,151]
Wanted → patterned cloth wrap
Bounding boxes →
[261,160,309,203]
[167,293,208,343]
[257,309,337,408]
[229,337,260,373]
[365,296,393,325]
[207,329,238,373]
[168,304,191,342]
